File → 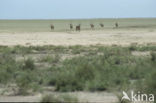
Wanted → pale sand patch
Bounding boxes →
[132,51,151,56]
[0,95,41,102]
[0,29,156,46]
[0,92,118,102]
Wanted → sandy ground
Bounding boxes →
[0,29,155,102]
[0,95,41,102]
[0,29,156,46]
[0,92,118,103]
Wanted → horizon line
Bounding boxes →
[0,17,156,20]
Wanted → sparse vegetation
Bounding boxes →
[0,45,155,102]
[41,94,78,103]
[23,58,35,70]
[150,52,156,61]
[40,54,60,64]
[16,72,33,95]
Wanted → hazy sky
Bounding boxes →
[0,0,156,19]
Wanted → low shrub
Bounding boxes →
[41,94,60,103]
[16,72,32,95]
[23,58,35,70]
[150,52,156,62]
[0,54,19,84]
[145,71,156,95]
[129,45,137,51]
[41,54,60,64]
[15,71,38,95]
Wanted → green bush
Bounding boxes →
[56,72,83,92]
[145,71,156,94]
[129,45,137,51]
[15,71,38,95]
[23,58,35,70]
[150,52,156,62]
[0,54,19,84]
[41,54,60,64]
[85,77,108,91]
[41,94,60,103]
[16,72,31,95]
[135,70,156,103]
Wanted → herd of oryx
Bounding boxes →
[50,22,119,31]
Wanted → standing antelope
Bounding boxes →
[90,24,94,29]
[76,24,81,32]
[100,23,104,28]
[70,24,73,30]
[51,24,54,30]
[115,22,118,28]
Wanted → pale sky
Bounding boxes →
[0,0,156,19]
